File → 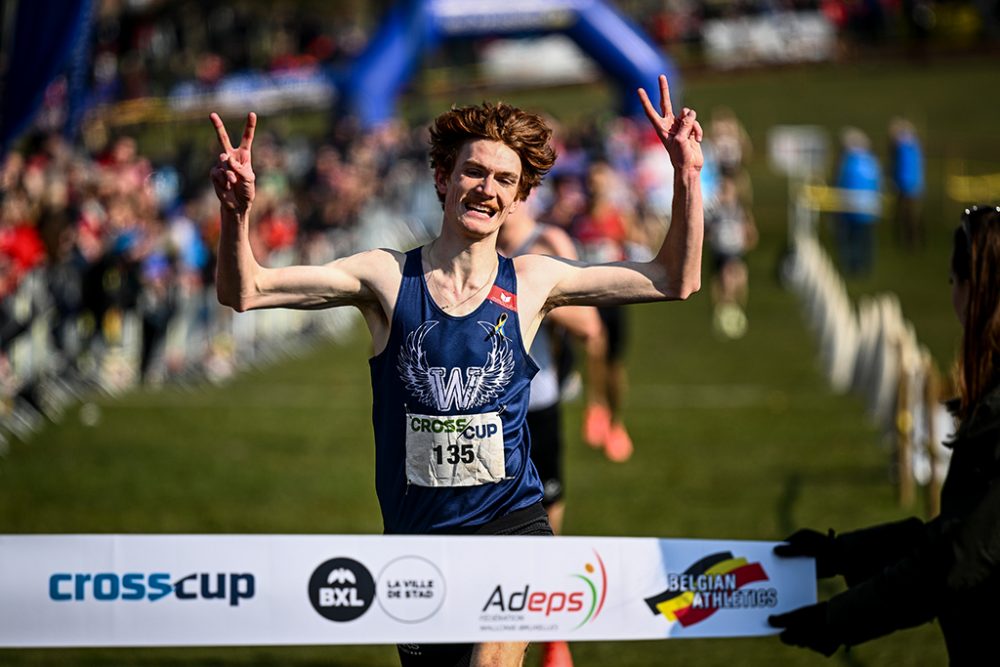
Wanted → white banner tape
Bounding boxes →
[0,535,815,647]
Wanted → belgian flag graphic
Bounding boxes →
[644,551,768,627]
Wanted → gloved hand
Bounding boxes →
[774,528,838,578]
[768,602,841,657]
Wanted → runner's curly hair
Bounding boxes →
[428,101,557,205]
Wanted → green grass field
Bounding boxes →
[3,55,999,666]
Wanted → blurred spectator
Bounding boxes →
[98,136,152,196]
[888,117,925,249]
[707,106,753,207]
[138,251,176,384]
[542,173,588,231]
[769,204,1000,664]
[834,127,881,277]
[634,124,676,221]
[0,191,46,298]
[39,206,85,362]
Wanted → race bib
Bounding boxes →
[405,412,506,487]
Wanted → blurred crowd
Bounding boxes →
[88,0,367,104]
[638,0,1000,49]
[827,116,925,277]
[9,0,950,426]
[68,0,1000,118]
[0,114,443,395]
[0,90,761,405]
[11,0,933,427]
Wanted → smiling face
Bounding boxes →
[436,139,522,240]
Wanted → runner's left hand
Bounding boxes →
[637,75,704,174]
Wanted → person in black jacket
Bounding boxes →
[768,204,1000,665]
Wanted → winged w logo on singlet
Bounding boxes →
[398,320,515,411]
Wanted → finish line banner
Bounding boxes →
[0,535,815,648]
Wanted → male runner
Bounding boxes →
[209,75,703,667]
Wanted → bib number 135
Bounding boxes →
[434,443,474,465]
[405,412,505,487]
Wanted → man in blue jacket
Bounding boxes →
[835,127,881,276]
[889,117,925,249]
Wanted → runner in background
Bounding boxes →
[571,160,636,462]
[705,175,757,339]
[701,106,755,339]
[706,106,753,206]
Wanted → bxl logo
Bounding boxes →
[308,558,375,622]
[320,587,365,608]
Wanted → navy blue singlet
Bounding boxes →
[369,247,544,534]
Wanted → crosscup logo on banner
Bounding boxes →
[48,572,255,606]
[479,551,607,633]
[308,557,376,622]
[644,551,777,627]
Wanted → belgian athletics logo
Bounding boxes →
[644,551,776,627]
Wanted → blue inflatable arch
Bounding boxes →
[344,0,679,128]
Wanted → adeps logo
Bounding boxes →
[481,550,607,630]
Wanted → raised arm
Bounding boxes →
[209,112,395,314]
[523,75,704,310]
[637,74,704,299]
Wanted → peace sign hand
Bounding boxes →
[638,75,704,174]
[209,112,257,213]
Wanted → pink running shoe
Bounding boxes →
[604,423,634,462]
[540,640,573,667]
[583,404,611,448]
